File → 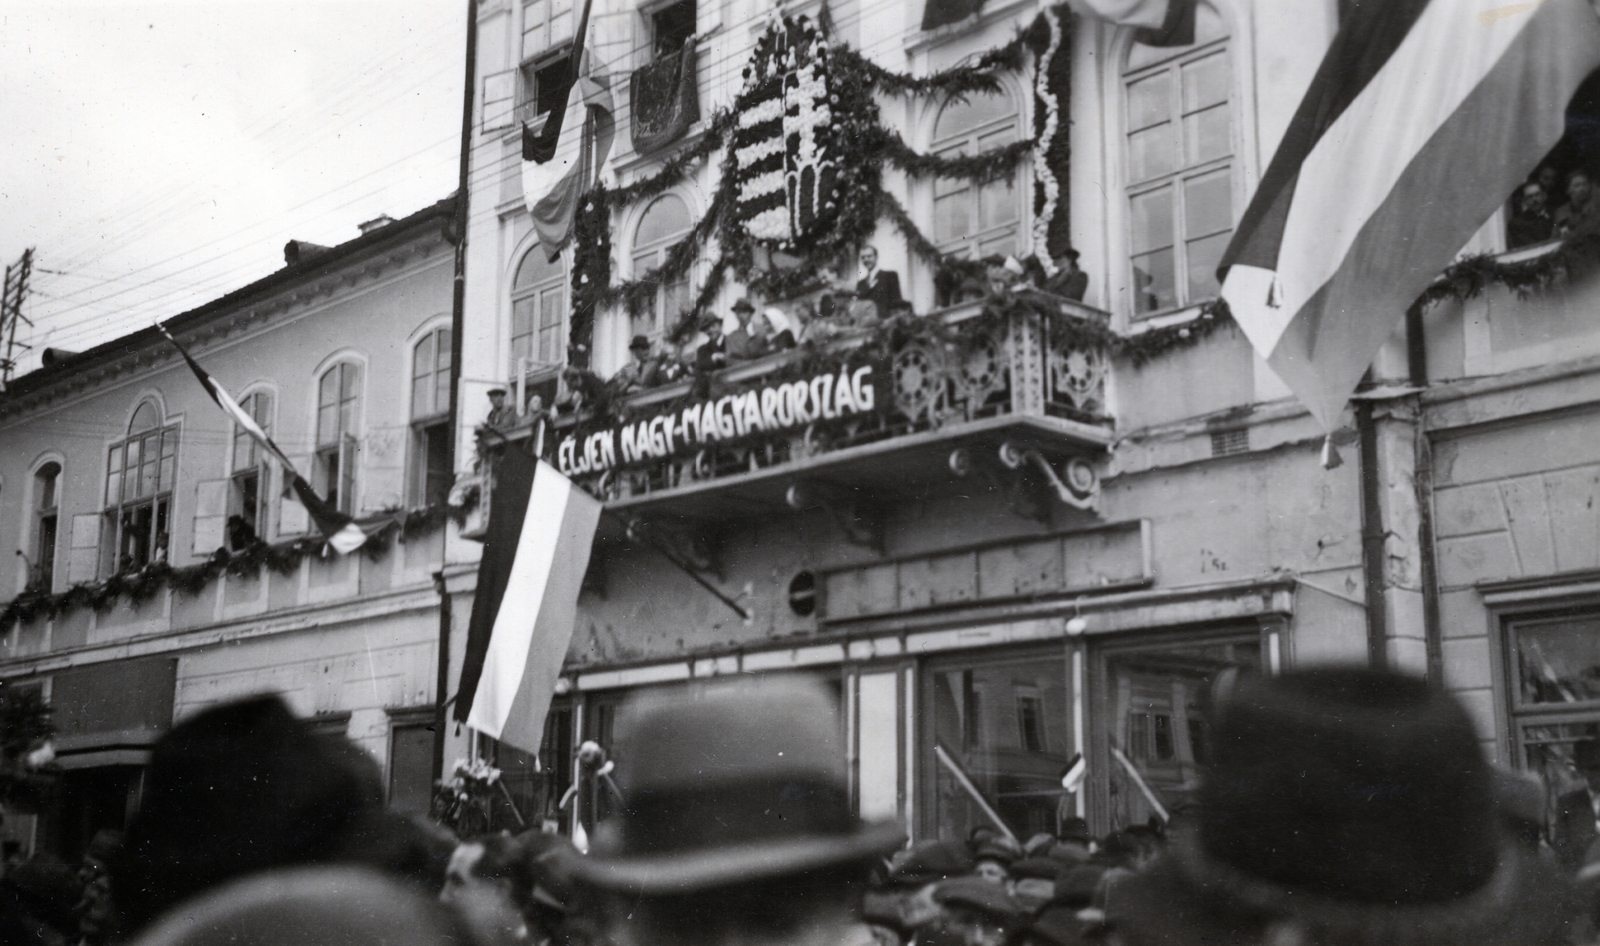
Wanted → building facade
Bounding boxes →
[0,201,464,858]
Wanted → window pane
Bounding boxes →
[1184,169,1232,238]
[129,401,159,433]
[1514,618,1600,705]
[1130,186,1175,253]
[935,193,971,243]
[514,249,563,292]
[1126,73,1172,131]
[253,392,273,428]
[435,329,452,371]
[1184,105,1230,166]
[1128,125,1176,183]
[1185,231,1231,300]
[1133,249,1177,313]
[979,177,1018,231]
[634,194,692,248]
[978,232,1019,260]
[317,405,338,446]
[934,94,1012,141]
[1106,640,1259,829]
[319,370,339,410]
[540,287,564,329]
[930,654,1071,841]
[413,333,434,383]
[341,364,360,401]
[435,371,451,420]
[1181,52,1228,112]
[340,399,357,439]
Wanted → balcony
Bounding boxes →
[477,297,1116,540]
[629,44,699,154]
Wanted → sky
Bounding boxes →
[0,1,466,374]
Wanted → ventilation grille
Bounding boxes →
[1210,427,1250,457]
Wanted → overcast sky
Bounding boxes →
[0,1,466,372]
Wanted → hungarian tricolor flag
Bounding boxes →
[455,446,601,756]
[156,323,369,555]
[1219,0,1600,431]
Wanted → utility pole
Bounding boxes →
[0,248,36,391]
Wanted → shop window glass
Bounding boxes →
[927,649,1073,841]
[1101,635,1259,829]
[1507,614,1600,814]
[478,701,575,831]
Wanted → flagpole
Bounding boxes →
[601,509,752,621]
[933,742,1017,841]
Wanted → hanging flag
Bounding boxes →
[456,447,602,756]
[524,50,616,261]
[1219,0,1600,432]
[1066,0,1195,46]
[155,323,369,555]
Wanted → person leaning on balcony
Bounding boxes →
[1509,181,1554,249]
[1046,248,1089,301]
[612,335,662,394]
[726,297,770,361]
[485,388,519,431]
[1555,169,1600,238]
[695,313,728,373]
[855,245,904,319]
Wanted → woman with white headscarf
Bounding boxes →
[762,307,796,351]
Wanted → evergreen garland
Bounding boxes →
[0,498,474,629]
[569,185,613,366]
[1409,234,1600,320]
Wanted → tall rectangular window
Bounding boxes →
[31,463,60,592]
[229,391,273,547]
[511,251,567,377]
[316,363,361,514]
[101,401,177,577]
[410,328,453,507]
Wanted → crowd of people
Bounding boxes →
[11,666,1588,946]
[1507,163,1600,248]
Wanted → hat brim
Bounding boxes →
[557,820,905,895]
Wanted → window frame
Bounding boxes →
[1491,595,1600,777]
[228,389,274,548]
[1120,11,1235,320]
[928,87,1026,266]
[386,707,437,816]
[100,400,179,578]
[646,0,697,61]
[409,327,453,508]
[314,362,363,515]
[29,461,61,593]
[510,250,568,379]
[629,193,694,341]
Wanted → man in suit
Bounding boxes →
[855,245,903,319]
[1554,738,1600,870]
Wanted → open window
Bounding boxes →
[410,327,453,507]
[650,0,696,59]
[229,391,273,548]
[520,0,576,125]
[30,462,60,593]
[100,401,177,577]
[315,363,361,514]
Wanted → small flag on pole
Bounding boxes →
[1218,0,1600,432]
[155,322,369,555]
[455,447,602,757]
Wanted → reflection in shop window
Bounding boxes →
[478,701,574,831]
[1507,614,1600,842]
[928,650,1072,841]
[1103,637,1258,830]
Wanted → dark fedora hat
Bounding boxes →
[731,297,756,313]
[560,678,904,894]
[628,334,652,351]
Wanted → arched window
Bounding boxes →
[410,327,452,506]
[31,462,60,592]
[1123,3,1233,316]
[932,90,1023,260]
[316,363,362,514]
[512,250,566,377]
[630,194,693,339]
[102,399,178,575]
[230,391,273,547]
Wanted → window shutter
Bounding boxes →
[67,513,100,585]
[277,462,309,536]
[192,479,229,557]
[483,69,516,134]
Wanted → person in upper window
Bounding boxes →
[484,388,519,431]
[1555,170,1600,238]
[1508,182,1554,248]
[725,298,770,361]
[612,335,662,394]
[855,245,904,319]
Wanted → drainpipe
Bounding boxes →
[435,0,477,782]
[1406,307,1445,685]
[1356,398,1387,670]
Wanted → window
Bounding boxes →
[387,711,436,816]
[30,463,59,593]
[315,363,361,514]
[511,251,567,376]
[926,649,1072,841]
[478,701,574,831]
[1098,632,1259,830]
[630,194,693,339]
[521,0,575,122]
[523,0,575,60]
[932,91,1023,262]
[650,0,696,59]
[100,401,177,576]
[229,391,272,547]
[522,54,574,120]
[1123,4,1233,316]
[410,328,453,507]
[1505,612,1600,790]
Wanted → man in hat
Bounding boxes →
[694,313,728,375]
[557,678,903,946]
[1106,668,1576,946]
[1045,249,1088,302]
[485,388,518,431]
[855,245,903,320]
[725,298,769,361]
[612,335,662,394]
